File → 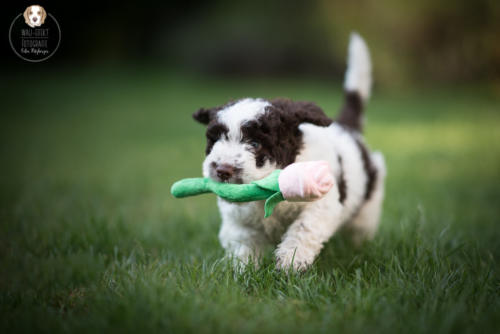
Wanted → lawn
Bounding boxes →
[0,67,499,333]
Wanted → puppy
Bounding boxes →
[192,33,386,271]
[24,5,47,28]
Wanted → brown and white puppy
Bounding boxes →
[192,33,386,271]
[24,5,47,28]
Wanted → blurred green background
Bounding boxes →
[1,0,499,333]
[3,0,500,86]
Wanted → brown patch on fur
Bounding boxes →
[354,138,377,200]
[241,98,332,168]
[337,91,363,132]
[193,101,237,154]
[337,155,347,204]
[204,122,229,154]
[193,107,221,125]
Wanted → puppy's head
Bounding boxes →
[24,5,47,28]
[193,98,332,184]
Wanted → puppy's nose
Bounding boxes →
[33,17,38,22]
[216,164,234,181]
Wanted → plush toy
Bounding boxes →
[171,161,334,218]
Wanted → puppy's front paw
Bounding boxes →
[275,244,314,271]
[223,245,261,272]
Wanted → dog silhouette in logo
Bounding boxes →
[24,5,47,28]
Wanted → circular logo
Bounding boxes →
[9,5,61,62]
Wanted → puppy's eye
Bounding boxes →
[249,141,261,149]
[29,11,32,15]
[38,11,41,15]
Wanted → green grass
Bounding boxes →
[1,68,499,333]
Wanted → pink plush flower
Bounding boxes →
[278,161,334,201]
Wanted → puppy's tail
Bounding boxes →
[337,32,372,132]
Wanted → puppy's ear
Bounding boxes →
[23,6,30,24]
[193,107,217,125]
[40,7,47,23]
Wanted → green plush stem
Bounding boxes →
[170,170,284,217]
[171,177,274,202]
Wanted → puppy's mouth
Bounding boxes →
[213,177,244,184]
[209,162,244,184]
[210,173,244,184]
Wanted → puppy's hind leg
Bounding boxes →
[348,152,386,245]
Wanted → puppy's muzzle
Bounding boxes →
[216,163,235,181]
